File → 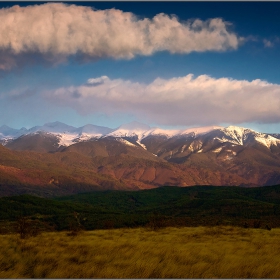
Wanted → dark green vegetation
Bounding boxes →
[1,185,280,234]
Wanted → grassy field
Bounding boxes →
[1,226,280,278]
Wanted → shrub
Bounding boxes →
[15,217,41,239]
[67,212,84,236]
[253,220,261,229]
[265,224,272,231]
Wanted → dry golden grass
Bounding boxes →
[1,226,280,278]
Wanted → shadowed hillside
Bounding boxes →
[1,185,280,232]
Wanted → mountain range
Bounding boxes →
[1,121,280,197]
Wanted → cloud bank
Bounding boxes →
[46,74,280,126]
[0,3,240,69]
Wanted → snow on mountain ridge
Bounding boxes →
[108,121,151,138]
[254,133,280,148]
[179,125,223,137]
[216,126,280,148]
[1,122,280,149]
[221,126,249,145]
[141,128,180,139]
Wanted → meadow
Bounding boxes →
[1,226,280,278]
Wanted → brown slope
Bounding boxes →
[141,131,280,186]
[214,145,280,186]
[61,137,161,161]
[2,130,280,197]
[5,132,61,153]
[0,141,249,197]
[91,153,250,189]
[0,144,131,197]
[176,143,280,186]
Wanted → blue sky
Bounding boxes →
[1,1,280,132]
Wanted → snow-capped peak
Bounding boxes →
[142,128,180,139]
[1,121,280,150]
[224,125,248,134]
[108,121,151,138]
[179,125,222,136]
[220,126,249,145]
[215,126,280,148]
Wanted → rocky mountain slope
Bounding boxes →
[1,121,280,197]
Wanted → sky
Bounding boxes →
[1,1,280,133]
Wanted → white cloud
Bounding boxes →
[46,74,280,126]
[0,3,240,69]
[87,76,109,86]
[263,39,273,48]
